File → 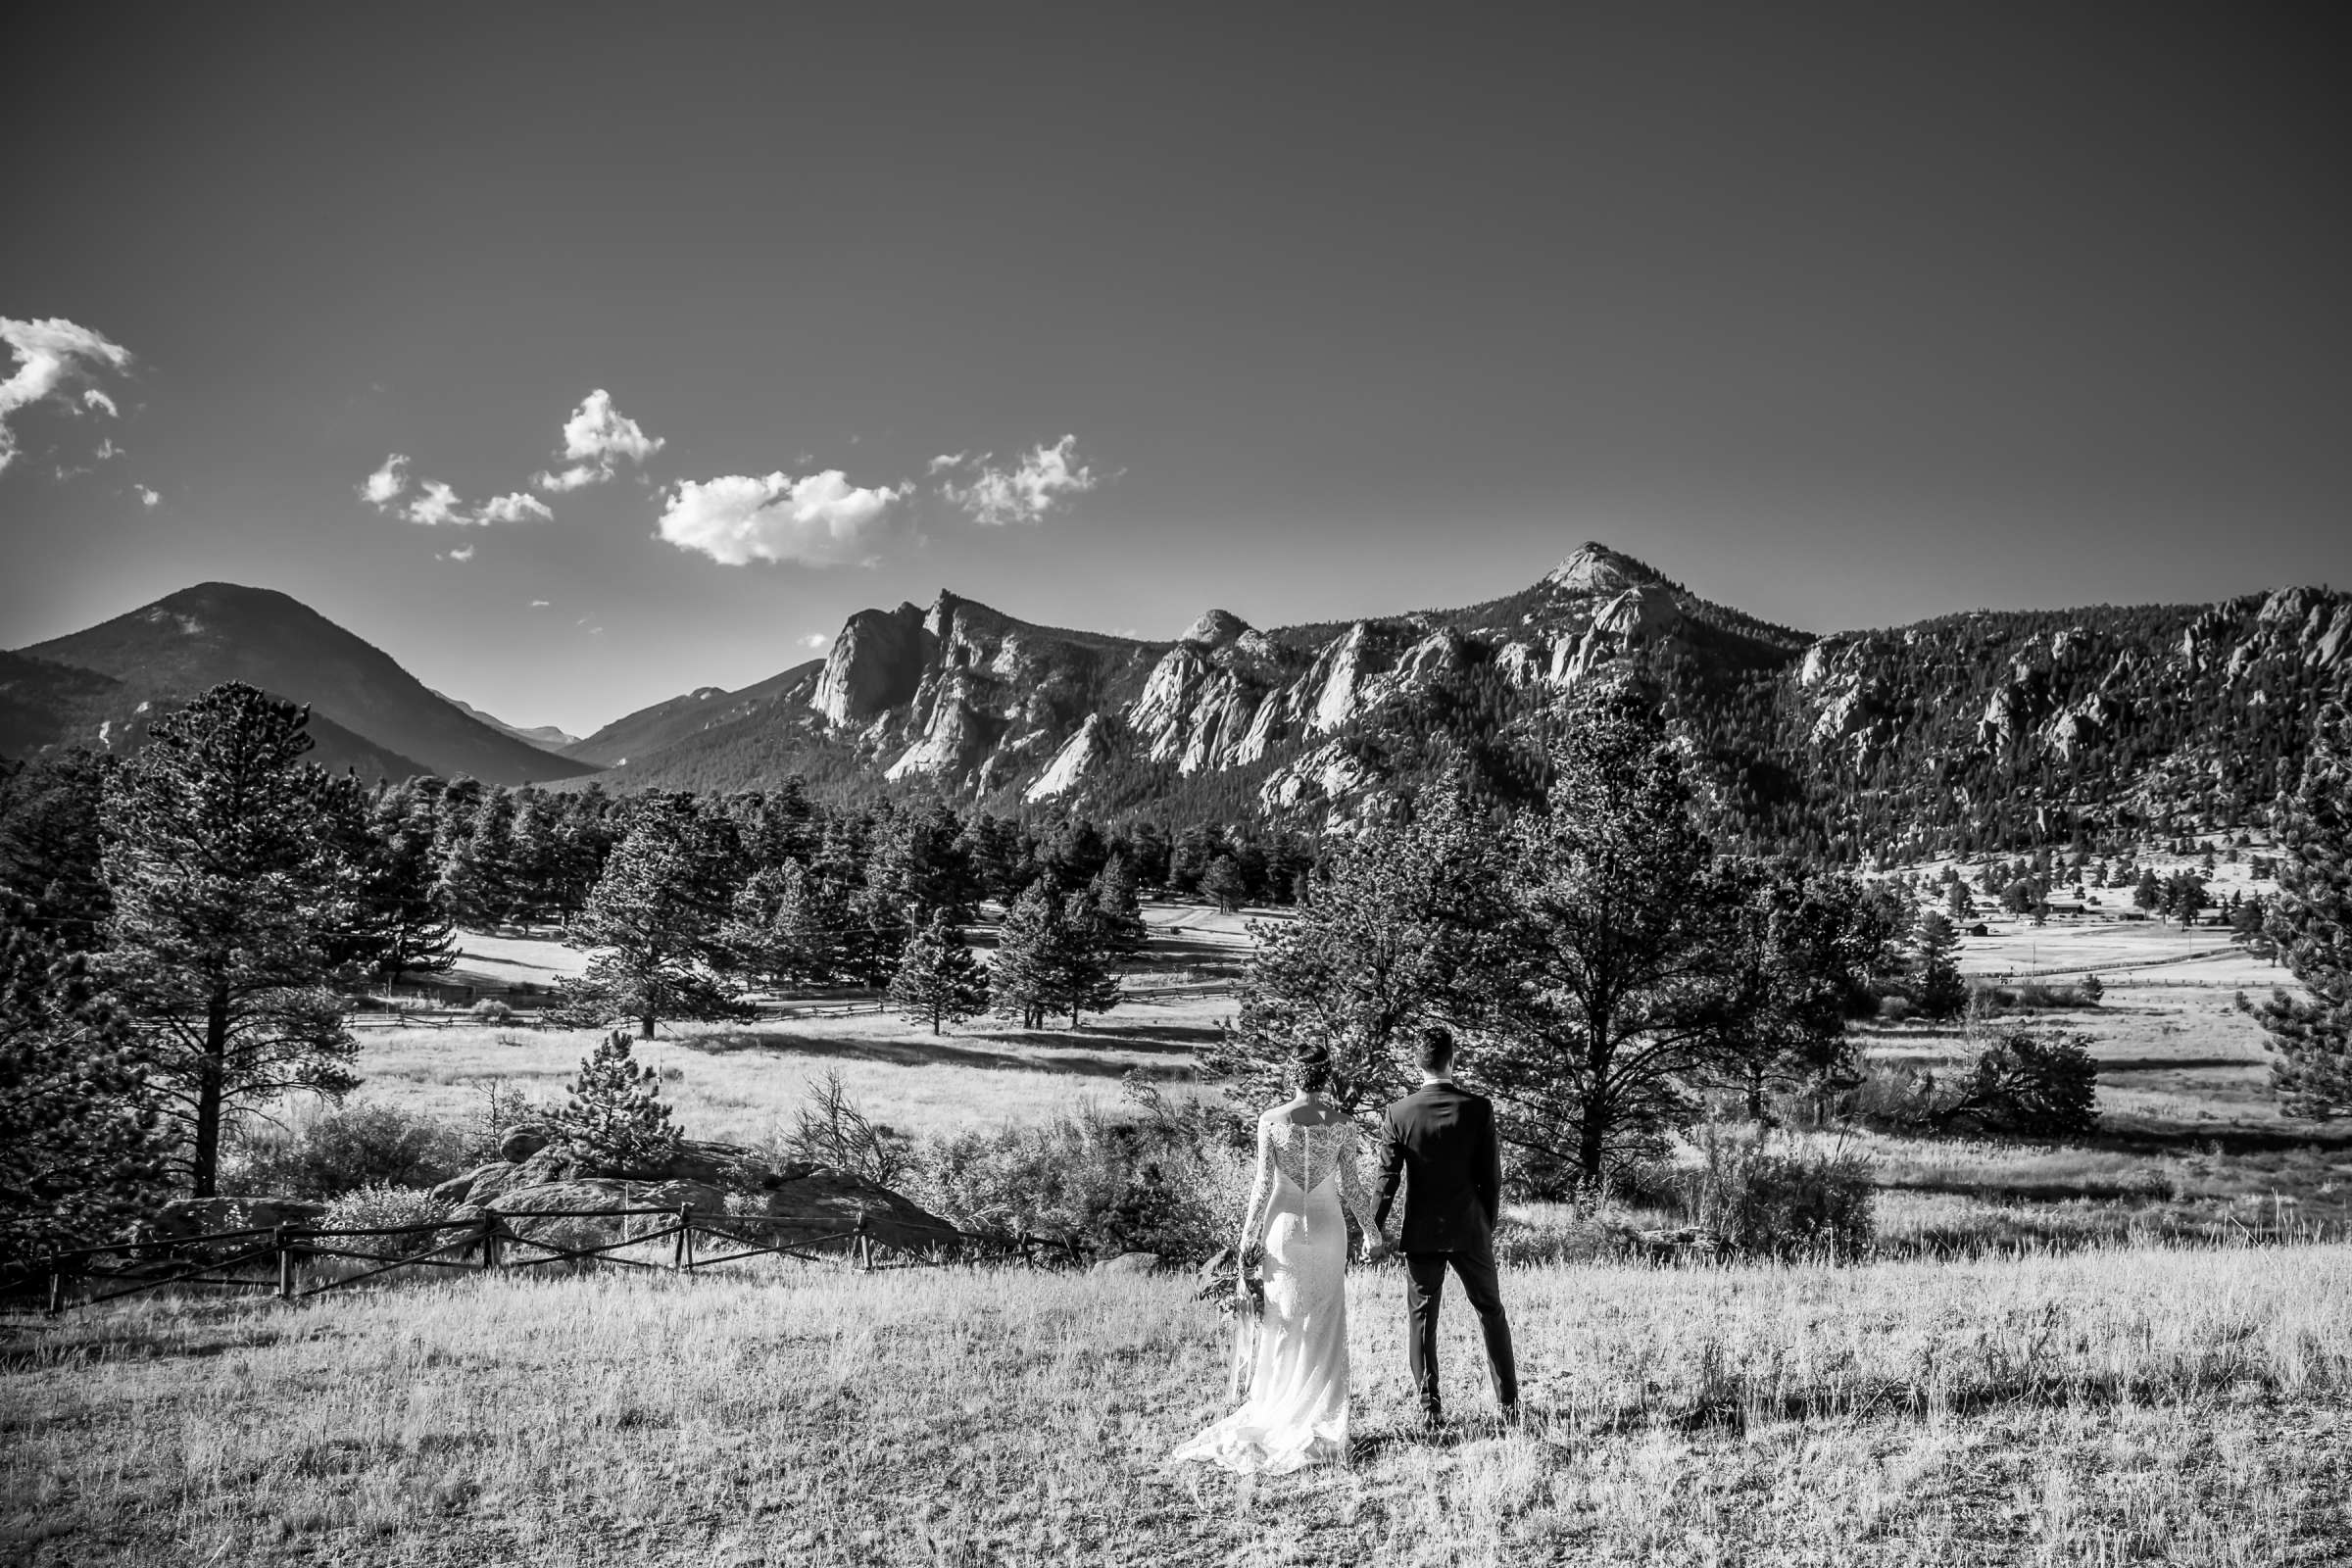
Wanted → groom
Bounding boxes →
[1373,1025,1518,1426]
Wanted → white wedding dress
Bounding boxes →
[1172,1109,1380,1474]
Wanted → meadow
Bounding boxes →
[6,1243,2348,1565]
[9,890,2351,1564]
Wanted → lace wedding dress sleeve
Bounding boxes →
[1335,1121,1380,1246]
[1236,1113,1276,1256]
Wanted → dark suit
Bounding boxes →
[1376,1080,1517,1414]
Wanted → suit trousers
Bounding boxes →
[1402,1249,1517,1412]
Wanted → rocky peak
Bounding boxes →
[1544,542,1656,598]
[811,602,932,726]
[1179,609,1250,649]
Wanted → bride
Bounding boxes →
[1172,1052,1383,1474]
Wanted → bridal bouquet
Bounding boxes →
[1196,1247,1267,1397]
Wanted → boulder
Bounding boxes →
[146,1196,327,1241]
[431,1144,579,1209]
[1094,1251,1161,1276]
[475,1166,962,1260]
[716,1166,966,1256]
[498,1124,554,1162]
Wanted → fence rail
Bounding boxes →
[21,1205,1091,1316]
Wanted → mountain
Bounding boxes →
[562,661,825,768]
[574,544,1805,806]
[430,692,578,751]
[8,583,592,785]
[575,542,2352,860]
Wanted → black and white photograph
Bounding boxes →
[3,5,2348,1563]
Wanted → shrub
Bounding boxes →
[772,1069,915,1189]
[1672,1124,1876,1260]
[1851,1031,2100,1139]
[913,1078,1251,1263]
[469,999,514,1024]
[2080,973,2105,1004]
[1877,995,1913,1023]
[222,1102,466,1199]
[318,1182,451,1257]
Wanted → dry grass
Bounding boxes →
[346,993,1233,1146]
[6,1243,2349,1565]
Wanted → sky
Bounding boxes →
[2,5,2345,737]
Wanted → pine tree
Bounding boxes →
[841,888,911,989]
[1209,767,1516,1115]
[1200,855,1247,913]
[1085,854,1149,963]
[0,897,167,1266]
[561,796,752,1037]
[1913,910,1968,1020]
[888,913,990,1034]
[989,882,1059,1030]
[556,1029,682,1173]
[2252,704,2352,1116]
[988,884,1120,1029]
[0,749,115,954]
[1481,690,1753,1192]
[96,684,362,1197]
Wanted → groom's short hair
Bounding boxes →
[1414,1026,1455,1073]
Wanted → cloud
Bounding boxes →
[477,491,553,524]
[533,388,664,491]
[927,451,969,473]
[438,543,477,564]
[938,434,1099,525]
[135,485,159,508]
[1,316,133,475]
[362,462,554,527]
[82,389,119,417]
[657,469,906,567]
[405,479,467,527]
[359,453,412,507]
[529,599,551,609]
[800,632,831,649]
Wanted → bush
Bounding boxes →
[2080,973,2105,1004]
[913,1078,1251,1263]
[221,1102,466,1199]
[318,1182,451,1257]
[1850,1031,2100,1139]
[1672,1124,1876,1260]
[469,999,514,1024]
[1877,995,1913,1023]
[771,1069,915,1189]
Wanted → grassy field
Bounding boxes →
[6,1243,2349,1566]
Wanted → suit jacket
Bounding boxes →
[1375,1081,1502,1255]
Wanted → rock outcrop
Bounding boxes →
[812,603,932,725]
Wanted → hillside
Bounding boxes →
[432,692,578,752]
[562,660,824,768]
[9,583,593,786]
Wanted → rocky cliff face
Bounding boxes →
[572,540,2349,856]
[772,542,1806,812]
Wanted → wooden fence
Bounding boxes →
[24,1206,1091,1316]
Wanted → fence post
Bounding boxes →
[45,1253,64,1316]
[673,1205,692,1273]
[855,1213,872,1272]
[275,1225,295,1301]
[480,1211,500,1271]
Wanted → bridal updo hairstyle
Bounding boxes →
[1295,1049,1335,1096]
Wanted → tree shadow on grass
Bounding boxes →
[679,1029,1194,1080]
